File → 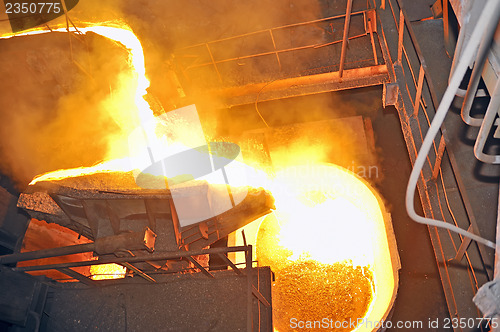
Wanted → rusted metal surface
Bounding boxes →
[413,64,425,117]
[383,82,399,107]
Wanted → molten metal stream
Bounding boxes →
[256,165,385,332]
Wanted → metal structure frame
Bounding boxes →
[173,2,387,107]
[376,0,498,327]
[175,9,379,82]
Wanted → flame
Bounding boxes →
[2,23,163,279]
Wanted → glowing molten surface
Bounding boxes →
[90,264,127,281]
[1,24,160,279]
[256,164,396,332]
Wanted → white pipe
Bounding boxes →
[406,0,500,249]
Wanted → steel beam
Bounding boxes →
[13,246,253,273]
[56,267,98,286]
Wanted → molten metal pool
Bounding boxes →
[256,164,399,332]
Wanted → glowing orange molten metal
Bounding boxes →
[256,164,397,332]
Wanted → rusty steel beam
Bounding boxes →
[216,253,243,275]
[431,135,447,180]
[206,43,222,83]
[186,256,214,278]
[452,225,474,262]
[252,285,271,307]
[246,245,253,332]
[121,262,156,283]
[57,267,98,286]
[269,30,282,71]
[213,64,388,107]
[397,9,404,64]
[413,64,425,117]
[368,18,379,65]
[0,242,95,265]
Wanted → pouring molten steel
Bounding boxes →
[5,22,398,322]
